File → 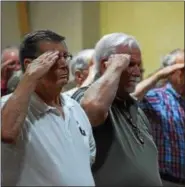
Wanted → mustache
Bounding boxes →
[129,77,141,82]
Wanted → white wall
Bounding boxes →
[1,2,21,49]
[29,1,83,55]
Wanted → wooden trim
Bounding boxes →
[16,2,30,37]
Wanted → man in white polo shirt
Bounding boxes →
[1,30,96,186]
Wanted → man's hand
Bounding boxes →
[24,51,59,82]
[158,63,184,79]
[105,54,131,71]
[132,63,184,101]
[1,60,16,83]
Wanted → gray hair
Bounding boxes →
[70,49,94,76]
[93,33,140,71]
[161,48,184,67]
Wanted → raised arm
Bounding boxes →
[80,64,97,88]
[1,51,59,143]
[80,54,130,126]
[132,63,184,101]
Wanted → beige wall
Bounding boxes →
[1,1,100,54]
[1,1,21,49]
[28,1,100,82]
[28,2,100,55]
[81,2,100,49]
[100,2,184,77]
[29,2,83,54]
[1,1,100,53]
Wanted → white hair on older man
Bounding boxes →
[161,48,184,67]
[71,49,94,77]
[93,33,140,71]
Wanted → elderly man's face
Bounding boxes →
[2,49,21,71]
[75,64,91,86]
[116,45,142,94]
[36,41,70,91]
[170,51,185,95]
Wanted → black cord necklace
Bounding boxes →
[116,96,144,145]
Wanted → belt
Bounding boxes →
[160,173,185,185]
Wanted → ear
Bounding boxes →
[89,59,93,67]
[23,58,32,70]
[74,70,83,85]
[100,60,107,74]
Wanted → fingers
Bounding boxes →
[168,63,184,73]
[38,51,59,60]
[122,54,131,61]
[7,65,16,70]
[109,54,131,62]
[37,51,59,67]
[2,59,16,68]
[47,51,59,62]
[173,63,184,69]
[46,51,60,67]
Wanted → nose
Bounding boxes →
[57,58,68,67]
[15,64,21,71]
[132,65,141,77]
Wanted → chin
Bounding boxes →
[124,87,136,94]
[56,78,69,87]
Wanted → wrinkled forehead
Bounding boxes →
[116,45,142,62]
[38,41,68,54]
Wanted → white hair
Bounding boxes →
[161,48,184,67]
[70,49,94,76]
[93,33,140,70]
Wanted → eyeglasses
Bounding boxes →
[59,53,73,62]
[28,52,73,62]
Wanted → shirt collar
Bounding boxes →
[116,94,138,108]
[30,93,75,116]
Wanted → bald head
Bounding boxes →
[2,47,19,62]
[1,46,20,71]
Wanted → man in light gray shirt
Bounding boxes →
[1,30,96,186]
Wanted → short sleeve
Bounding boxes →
[139,89,162,111]
[1,93,12,108]
[71,86,89,103]
[88,125,96,166]
[1,93,29,145]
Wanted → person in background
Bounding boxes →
[132,49,185,186]
[1,46,22,96]
[1,30,95,186]
[64,49,94,97]
[72,33,162,186]
[6,69,22,93]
